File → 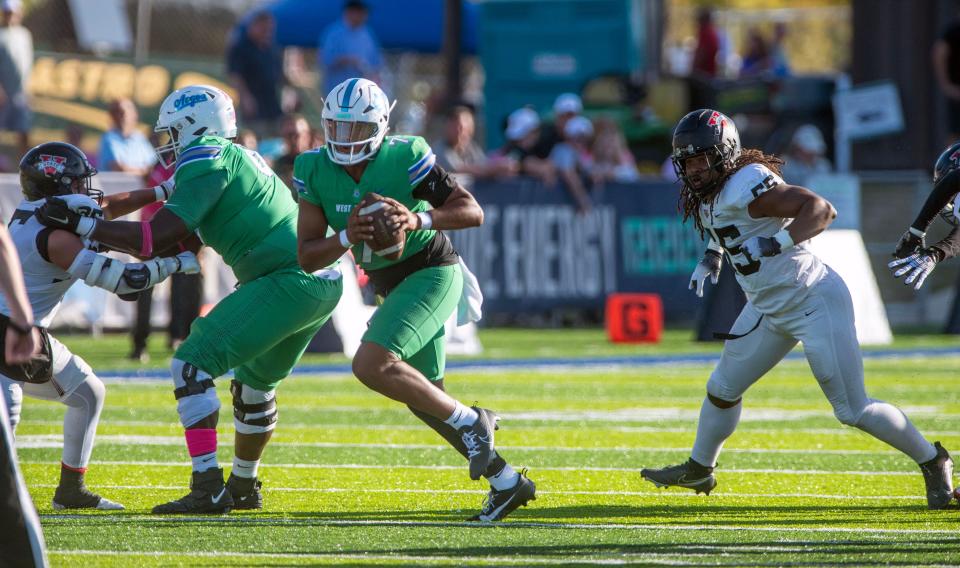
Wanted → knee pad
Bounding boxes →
[706,372,741,403]
[230,380,277,435]
[834,399,871,427]
[63,376,105,410]
[3,380,21,431]
[171,359,219,428]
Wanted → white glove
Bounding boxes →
[174,251,200,274]
[689,249,722,297]
[154,178,176,201]
[888,248,940,290]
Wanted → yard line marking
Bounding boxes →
[92,345,960,380]
[39,516,960,536]
[14,434,910,455]
[46,550,653,565]
[18,460,922,476]
[29,483,926,500]
[21,420,960,438]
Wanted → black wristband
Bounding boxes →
[6,318,32,335]
[704,249,722,260]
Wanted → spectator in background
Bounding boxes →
[310,125,325,149]
[99,98,156,176]
[692,7,720,79]
[236,128,259,151]
[494,107,556,187]
[534,93,583,159]
[65,124,93,168]
[934,11,960,144]
[272,114,312,195]
[781,124,832,186]
[227,10,284,134]
[0,0,31,159]
[549,115,594,213]
[591,118,640,185]
[739,28,771,78]
[319,1,383,95]
[432,104,517,188]
[769,22,791,78]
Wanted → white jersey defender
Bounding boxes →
[641,109,953,510]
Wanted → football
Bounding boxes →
[357,192,406,260]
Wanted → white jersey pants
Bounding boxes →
[707,268,866,424]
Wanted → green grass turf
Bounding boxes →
[14,329,960,566]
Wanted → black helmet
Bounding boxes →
[19,142,101,203]
[933,141,960,227]
[671,109,741,194]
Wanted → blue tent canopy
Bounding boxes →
[263,0,479,54]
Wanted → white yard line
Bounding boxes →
[29,483,926,501]
[20,419,960,438]
[48,549,709,565]
[13,434,909,455]
[19,459,922,476]
[40,516,960,536]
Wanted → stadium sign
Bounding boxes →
[26,51,234,135]
[450,180,703,320]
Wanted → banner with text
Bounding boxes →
[450,179,704,321]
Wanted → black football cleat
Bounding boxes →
[469,470,536,522]
[460,407,499,481]
[226,473,263,510]
[52,485,124,510]
[151,467,234,514]
[641,459,717,495]
[920,441,954,510]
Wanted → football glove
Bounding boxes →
[174,251,200,274]
[893,227,925,259]
[888,247,942,290]
[689,249,722,298]
[35,197,96,238]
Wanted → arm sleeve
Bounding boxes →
[163,168,230,231]
[932,227,960,261]
[66,248,183,295]
[412,163,458,209]
[910,170,960,232]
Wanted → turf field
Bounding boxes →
[15,329,960,566]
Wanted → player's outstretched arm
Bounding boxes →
[47,229,199,295]
[100,178,175,220]
[297,198,373,272]
[0,223,36,364]
[36,199,192,259]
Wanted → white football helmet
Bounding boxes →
[154,85,237,168]
[321,78,396,165]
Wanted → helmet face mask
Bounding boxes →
[19,142,101,204]
[671,109,741,195]
[321,78,395,165]
[154,85,237,167]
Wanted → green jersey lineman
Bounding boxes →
[54,86,344,515]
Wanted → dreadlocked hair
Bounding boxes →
[678,148,785,238]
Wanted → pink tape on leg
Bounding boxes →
[184,428,217,457]
[140,220,154,258]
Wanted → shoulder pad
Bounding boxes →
[717,163,783,210]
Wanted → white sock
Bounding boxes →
[855,401,938,464]
[232,456,260,479]
[487,463,520,491]
[443,401,478,430]
[191,452,218,473]
[690,396,742,468]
